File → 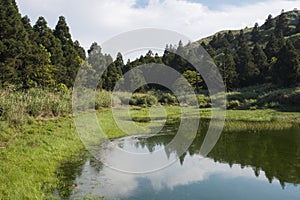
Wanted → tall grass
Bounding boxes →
[0,87,71,126]
[1,84,300,128]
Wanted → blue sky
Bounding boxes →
[16,0,300,51]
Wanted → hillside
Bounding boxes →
[180,9,300,90]
[197,9,300,46]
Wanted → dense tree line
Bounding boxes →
[0,0,85,89]
[200,10,300,90]
[1,0,300,92]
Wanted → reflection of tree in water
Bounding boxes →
[136,122,300,189]
[55,150,89,198]
[57,123,300,199]
[89,156,104,173]
[207,128,300,189]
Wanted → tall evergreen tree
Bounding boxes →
[201,42,216,58]
[264,33,284,60]
[272,40,300,87]
[21,16,55,88]
[263,14,275,30]
[87,42,106,89]
[252,44,269,83]
[33,16,65,84]
[221,48,238,90]
[296,17,300,33]
[115,52,124,75]
[275,12,289,36]
[74,40,86,60]
[251,23,261,43]
[0,0,31,86]
[53,16,82,87]
[236,40,259,86]
[21,16,37,42]
[226,31,235,43]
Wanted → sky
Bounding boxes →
[15,0,300,52]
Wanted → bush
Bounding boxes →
[129,94,158,106]
[95,90,111,109]
[227,100,240,109]
[158,93,178,105]
[197,95,211,108]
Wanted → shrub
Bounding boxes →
[129,94,158,106]
[197,95,211,108]
[227,100,240,109]
[158,93,178,105]
[95,90,111,109]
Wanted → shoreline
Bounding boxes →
[0,108,300,198]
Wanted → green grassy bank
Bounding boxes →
[1,90,300,198]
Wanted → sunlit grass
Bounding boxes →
[0,105,300,198]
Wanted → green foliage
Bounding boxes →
[227,100,241,109]
[129,93,158,106]
[252,44,269,83]
[95,90,111,109]
[157,92,178,105]
[236,38,259,86]
[251,22,261,43]
[272,40,300,87]
[216,48,238,90]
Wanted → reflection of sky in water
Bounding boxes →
[70,136,300,200]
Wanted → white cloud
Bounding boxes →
[70,154,268,199]
[16,0,300,51]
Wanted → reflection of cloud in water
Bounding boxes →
[71,153,267,199]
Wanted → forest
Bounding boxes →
[1,0,300,92]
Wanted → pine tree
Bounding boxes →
[201,42,216,58]
[21,16,37,42]
[33,17,65,84]
[21,16,55,88]
[251,23,261,43]
[237,29,246,44]
[296,17,300,33]
[252,44,269,83]
[0,0,31,86]
[173,40,188,72]
[264,33,284,60]
[87,42,106,89]
[221,48,238,90]
[236,41,259,86]
[74,40,86,60]
[226,31,235,43]
[275,12,289,36]
[272,40,300,87]
[115,52,124,75]
[54,16,83,87]
[263,14,275,30]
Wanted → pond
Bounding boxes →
[56,125,300,199]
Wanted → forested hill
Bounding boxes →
[192,9,300,90]
[1,0,300,92]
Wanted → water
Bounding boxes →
[57,126,300,199]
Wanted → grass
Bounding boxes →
[0,107,300,198]
[0,117,84,199]
[1,85,300,199]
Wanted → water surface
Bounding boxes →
[57,126,300,199]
